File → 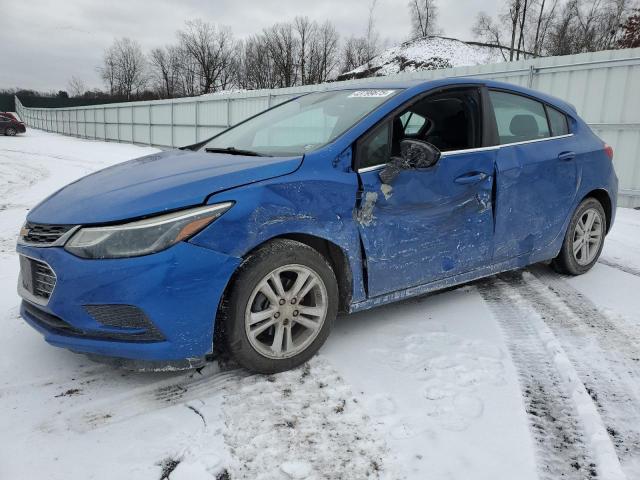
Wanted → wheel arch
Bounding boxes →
[271,233,353,314]
[218,233,353,318]
[582,188,613,233]
[212,232,353,359]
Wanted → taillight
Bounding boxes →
[604,143,614,160]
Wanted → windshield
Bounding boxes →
[201,89,400,156]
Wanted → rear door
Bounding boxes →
[489,90,578,261]
[355,86,497,298]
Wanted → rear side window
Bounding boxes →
[546,106,569,136]
[489,90,550,144]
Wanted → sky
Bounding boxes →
[0,0,501,92]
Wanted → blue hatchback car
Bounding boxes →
[17,78,617,373]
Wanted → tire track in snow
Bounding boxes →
[478,277,625,480]
[0,157,49,201]
[529,266,640,365]
[523,267,640,475]
[221,356,394,480]
[597,258,640,278]
[42,365,246,433]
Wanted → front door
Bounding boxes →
[354,87,496,298]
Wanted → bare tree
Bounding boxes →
[294,18,340,84]
[516,0,529,59]
[179,20,235,94]
[341,36,371,73]
[177,45,201,97]
[67,76,86,97]
[99,38,147,99]
[98,48,117,96]
[408,0,440,38]
[365,0,381,67]
[232,17,340,89]
[546,0,633,55]
[509,0,523,60]
[294,16,315,85]
[264,23,299,87]
[314,21,341,82]
[473,13,508,60]
[235,35,279,89]
[149,46,182,98]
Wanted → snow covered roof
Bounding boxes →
[337,36,507,81]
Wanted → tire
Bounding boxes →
[219,239,338,373]
[551,197,606,275]
[5,127,17,136]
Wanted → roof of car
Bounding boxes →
[331,77,576,114]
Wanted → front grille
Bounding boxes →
[20,255,56,301]
[22,223,73,245]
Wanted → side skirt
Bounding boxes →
[349,249,555,313]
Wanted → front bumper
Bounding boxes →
[17,241,241,361]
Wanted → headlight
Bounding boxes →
[64,202,233,259]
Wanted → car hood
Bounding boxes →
[27,149,302,224]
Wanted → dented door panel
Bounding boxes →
[493,136,578,261]
[356,150,497,298]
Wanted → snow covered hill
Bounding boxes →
[338,36,507,81]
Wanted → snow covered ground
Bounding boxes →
[1,129,639,480]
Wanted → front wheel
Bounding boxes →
[5,127,17,136]
[220,239,338,373]
[551,197,606,275]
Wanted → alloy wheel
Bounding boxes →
[572,207,603,265]
[244,264,328,359]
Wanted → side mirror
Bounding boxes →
[379,139,441,184]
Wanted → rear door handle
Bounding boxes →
[454,172,488,185]
[558,151,576,161]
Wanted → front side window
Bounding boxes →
[399,88,482,153]
[489,90,550,144]
[357,87,483,169]
[202,89,399,157]
[357,122,391,169]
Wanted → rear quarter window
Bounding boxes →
[546,106,569,136]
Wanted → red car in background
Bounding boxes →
[0,112,26,136]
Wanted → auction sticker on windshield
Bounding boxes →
[348,89,396,98]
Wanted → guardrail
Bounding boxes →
[16,47,640,207]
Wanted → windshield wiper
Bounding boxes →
[205,147,269,157]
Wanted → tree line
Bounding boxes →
[473,0,640,60]
[91,13,381,101]
[7,1,637,102]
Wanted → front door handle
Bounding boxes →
[558,151,576,161]
[454,172,488,185]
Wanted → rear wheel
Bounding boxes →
[220,239,338,373]
[5,127,17,136]
[551,197,606,275]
